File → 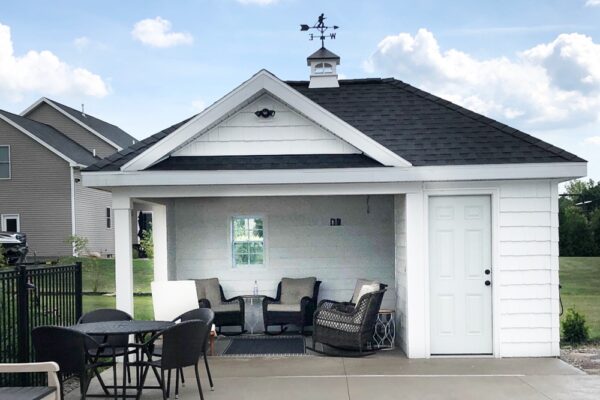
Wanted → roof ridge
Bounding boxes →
[45,98,120,128]
[384,79,583,162]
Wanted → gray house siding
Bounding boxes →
[73,169,115,256]
[0,120,72,256]
[25,103,117,158]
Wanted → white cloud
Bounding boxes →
[0,23,108,101]
[585,0,600,7]
[131,17,193,48]
[191,99,206,112]
[364,29,600,130]
[73,36,90,50]
[237,0,279,5]
[585,136,600,145]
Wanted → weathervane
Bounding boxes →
[300,13,339,48]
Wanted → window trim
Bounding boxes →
[0,145,11,180]
[1,214,20,232]
[230,215,267,268]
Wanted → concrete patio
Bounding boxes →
[68,354,600,400]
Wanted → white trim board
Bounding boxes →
[82,162,587,188]
[21,98,124,151]
[0,114,86,168]
[121,70,411,171]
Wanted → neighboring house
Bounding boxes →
[0,98,137,258]
[82,48,587,358]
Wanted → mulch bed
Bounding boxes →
[561,343,600,375]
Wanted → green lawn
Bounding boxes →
[559,257,600,340]
[76,256,600,339]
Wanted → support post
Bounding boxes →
[113,195,134,315]
[152,203,168,282]
[405,191,428,358]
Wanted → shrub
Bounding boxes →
[562,308,589,345]
[65,234,89,256]
[0,247,7,268]
[140,229,154,259]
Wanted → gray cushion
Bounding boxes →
[212,302,241,313]
[351,279,380,304]
[193,278,222,307]
[0,386,56,400]
[267,303,302,312]
[280,277,316,304]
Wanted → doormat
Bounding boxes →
[221,335,307,357]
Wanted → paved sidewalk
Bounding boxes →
[68,355,600,400]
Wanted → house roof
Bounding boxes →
[0,110,100,166]
[147,154,382,171]
[31,98,137,150]
[84,77,584,172]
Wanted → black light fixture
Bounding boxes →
[255,108,276,118]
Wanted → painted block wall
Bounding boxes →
[169,195,396,309]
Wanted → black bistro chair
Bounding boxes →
[32,326,117,400]
[154,308,216,395]
[135,320,211,400]
[78,309,137,386]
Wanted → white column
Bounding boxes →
[550,180,561,356]
[152,203,169,282]
[113,194,134,315]
[405,191,428,358]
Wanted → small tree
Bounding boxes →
[64,235,102,293]
[562,308,589,345]
[66,234,89,257]
[140,229,154,259]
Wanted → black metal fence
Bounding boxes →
[0,263,82,386]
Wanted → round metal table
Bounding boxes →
[70,320,174,399]
[70,320,174,336]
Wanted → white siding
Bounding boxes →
[394,194,408,353]
[172,93,359,156]
[73,169,114,256]
[170,195,396,309]
[497,180,559,357]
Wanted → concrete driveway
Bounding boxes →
[72,355,600,400]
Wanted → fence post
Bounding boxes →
[75,262,83,320]
[16,265,30,386]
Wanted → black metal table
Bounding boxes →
[70,320,174,399]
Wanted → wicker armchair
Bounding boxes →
[193,278,245,335]
[312,283,387,355]
[262,277,321,335]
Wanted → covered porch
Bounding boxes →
[111,183,428,357]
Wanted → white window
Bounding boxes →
[0,146,10,179]
[315,62,333,74]
[1,214,20,232]
[232,216,264,266]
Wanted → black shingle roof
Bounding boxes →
[147,154,382,170]
[0,110,99,166]
[84,77,584,172]
[46,98,137,149]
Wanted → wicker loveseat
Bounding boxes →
[262,277,321,335]
[312,282,387,355]
[193,278,245,334]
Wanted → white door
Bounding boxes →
[429,196,492,355]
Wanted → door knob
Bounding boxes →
[485,269,491,275]
[485,280,491,286]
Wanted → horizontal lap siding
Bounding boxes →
[172,195,396,309]
[498,180,559,357]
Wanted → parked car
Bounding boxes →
[0,232,29,265]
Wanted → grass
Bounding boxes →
[559,257,600,340]
[75,256,600,339]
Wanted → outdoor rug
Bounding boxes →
[221,335,307,357]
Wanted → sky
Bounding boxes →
[1,0,599,180]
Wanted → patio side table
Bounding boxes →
[373,309,396,350]
[241,295,266,334]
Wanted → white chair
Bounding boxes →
[151,280,199,321]
[0,362,60,400]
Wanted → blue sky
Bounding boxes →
[1,0,599,179]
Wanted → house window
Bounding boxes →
[1,214,20,232]
[0,146,10,179]
[314,62,333,74]
[106,208,111,229]
[232,216,264,266]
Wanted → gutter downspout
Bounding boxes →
[70,166,77,256]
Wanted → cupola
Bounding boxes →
[307,47,340,88]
